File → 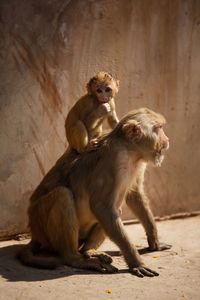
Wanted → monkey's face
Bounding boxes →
[122,109,169,167]
[151,124,169,166]
[134,123,169,167]
[95,84,114,103]
[87,72,119,101]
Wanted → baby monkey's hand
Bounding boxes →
[97,103,111,117]
[86,138,99,151]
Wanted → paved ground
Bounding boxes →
[0,216,200,300]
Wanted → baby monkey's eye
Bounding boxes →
[105,87,112,92]
[96,88,103,93]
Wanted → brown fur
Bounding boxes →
[65,71,119,152]
[18,108,170,277]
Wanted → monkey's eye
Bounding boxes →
[105,87,112,92]
[154,124,162,129]
[96,88,103,93]
[153,124,163,132]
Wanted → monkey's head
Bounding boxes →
[87,71,119,103]
[121,108,169,166]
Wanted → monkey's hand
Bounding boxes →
[97,103,111,117]
[86,138,99,151]
[130,265,159,278]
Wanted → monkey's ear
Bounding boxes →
[86,82,92,94]
[86,77,97,94]
[86,79,93,94]
[122,120,142,141]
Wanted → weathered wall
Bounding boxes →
[0,0,200,238]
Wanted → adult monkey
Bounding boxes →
[18,108,170,278]
[65,71,119,152]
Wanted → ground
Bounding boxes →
[0,216,200,300]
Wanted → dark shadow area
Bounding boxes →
[0,242,173,282]
[106,244,172,256]
[0,244,130,282]
[106,247,151,256]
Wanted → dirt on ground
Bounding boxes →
[0,216,200,300]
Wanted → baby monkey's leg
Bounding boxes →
[66,121,88,153]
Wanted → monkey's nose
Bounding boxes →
[163,139,169,150]
[102,97,109,102]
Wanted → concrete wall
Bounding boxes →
[0,0,200,239]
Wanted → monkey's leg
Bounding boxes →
[45,187,117,273]
[80,223,113,264]
[66,121,88,152]
[126,190,171,251]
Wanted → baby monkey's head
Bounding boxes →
[87,71,119,103]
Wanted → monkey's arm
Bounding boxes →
[85,103,111,128]
[91,200,158,277]
[107,110,119,128]
[126,188,171,251]
[85,111,101,127]
[107,99,119,129]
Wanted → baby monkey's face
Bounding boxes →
[87,72,119,102]
[95,84,113,103]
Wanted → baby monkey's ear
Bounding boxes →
[122,120,142,141]
[86,77,96,94]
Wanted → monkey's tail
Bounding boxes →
[17,241,62,269]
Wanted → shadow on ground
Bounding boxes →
[1,218,200,300]
[0,244,133,282]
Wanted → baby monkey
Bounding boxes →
[65,72,119,152]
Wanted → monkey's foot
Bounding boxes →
[148,242,172,252]
[78,257,118,273]
[130,266,159,278]
[82,249,113,264]
[94,261,118,274]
